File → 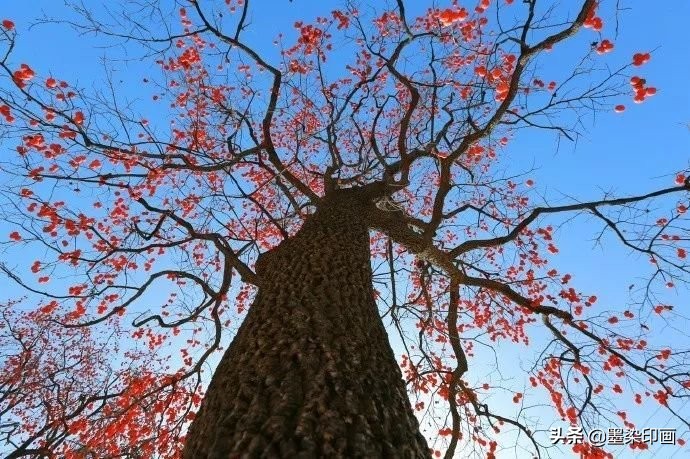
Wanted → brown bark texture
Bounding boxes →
[183,188,430,458]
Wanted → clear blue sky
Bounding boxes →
[2,1,689,457]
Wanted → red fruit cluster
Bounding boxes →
[632,52,651,66]
[12,64,35,89]
[583,4,603,32]
[437,8,468,26]
[630,76,656,104]
[596,39,614,54]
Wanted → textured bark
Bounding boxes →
[183,188,430,458]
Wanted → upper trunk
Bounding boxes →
[183,188,429,458]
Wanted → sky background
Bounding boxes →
[2,1,689,457]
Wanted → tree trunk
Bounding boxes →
[183,188,430,458]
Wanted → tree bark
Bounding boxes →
[183,188,430,458]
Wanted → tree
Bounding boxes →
[1,0,689,457]
[0,299,196,459]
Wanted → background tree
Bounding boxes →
[1,1,689,458]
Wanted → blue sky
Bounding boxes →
[2,1,689,457]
